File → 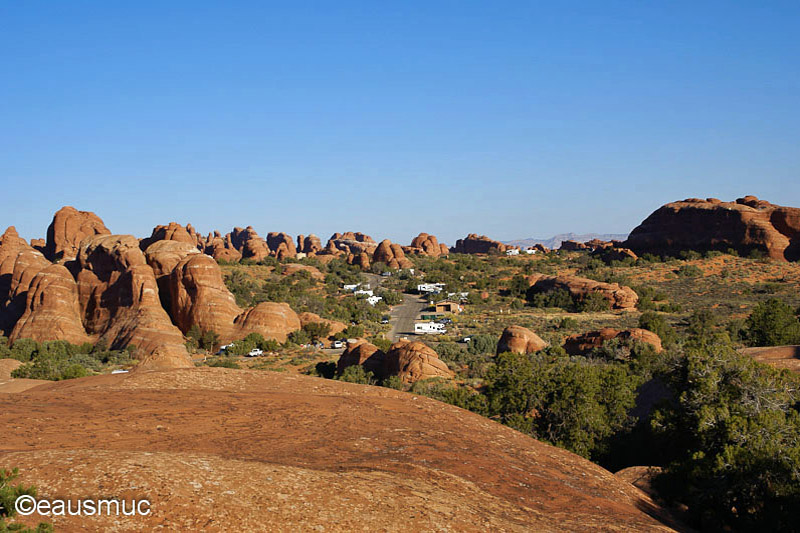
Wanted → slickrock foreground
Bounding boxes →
[0,369,678,532]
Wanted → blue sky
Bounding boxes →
[1,1,798,245]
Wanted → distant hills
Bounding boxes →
[504,233,629,250]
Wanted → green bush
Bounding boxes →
[638,311,677,347]
[337,365,375,385]
[527,288,574,310]
[575,291,611,312]
[676,264,703,278]
[0,468,53,532]
[744,298,800,346]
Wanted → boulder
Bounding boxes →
[9,264,92,345]
[409,233,446,257]
[528,274,638,310]
[592,247,638,263]
[559,240,589,251]
[385,341,454,384]
[372,239,414,269]
[233,302,301,343]
[44,206,110,261]
[626,196,800,261]
[451,234,509,254]
[336,339,386,377]
[281,263,324,280]
[564,328,662,356]
[497,325,548,355]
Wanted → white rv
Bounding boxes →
[414,322,447,335]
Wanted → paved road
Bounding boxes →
[388,293,427,341]
[360,273,427,341]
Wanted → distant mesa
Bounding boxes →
[625,196,800,261]
[506,233,629,250]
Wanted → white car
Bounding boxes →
[332,340,344,349]
[247,348,264,357]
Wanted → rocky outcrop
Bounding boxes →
[326,232,377,255]
[144,240,202,312]
[559,240,589,251]
[298,312,346,339]
[528,274,638,310]
[347,252,371,270]
[266,232,297,259]
[564,328,663,356]
[9,264,93,345]
[592,247,638,263]
[337,339,386,376]
[169,254,300,343]
[741,345,800,373]
[204,231,242,262]
[281,263,324,280]
[0,227,35,331]
[1,248,51,335]
[451,234,509,255]
[497,325,548,355]
[230,226,270,261]
[626,196,800,261]
[372,239,414,269]
[408,233,447,257]
[45,206,110,261]
[140,222,196,250]
[385,341,454,384]
[74,234,190,362]
[298,234,323,255]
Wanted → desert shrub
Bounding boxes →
[687,309,716,337]
[380,375,404,390]
[369,336,392,352]
[8,338,37,362]
[638,311,678,347]
[287,329,311,345]
[409,378,488,414]
[206,357,240,369]
[310,361,337,379]
[435,342,467,361]
[302,322,331,342]
[676,264,703,278]
[376,288,402,306]
[467,334,497,356]
[527,288,574,310]
[185,325,220,352]
[507,274,529,298]
[337,365,375,385]
[484,352,640,459]
[650,335,800,531]
[678,250,702,261]
[558,317,578,330]
[0,468,53,532]
[575,291,611,312]
[744,298,800,346]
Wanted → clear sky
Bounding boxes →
[2,1,798,246]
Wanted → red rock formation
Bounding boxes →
[741,345,800,373]
[230,226,270,261]
[327,232,377,255]
[336,339,385,376]
[564,328,662,356]
[169,254,300,343]
[140,222,196,250]
[372,239,414,269]
[233,302,301,343]
[408,233,447,257]
[1,247,51,335]
[266,232,297,259]
[347,252,371,270]
[497,325,548,355]
[592,247,638,263]
[204,231,242,262]
[385,341,454,384]
[45,206,110,261]
[281,263,324,280]
[298,312,347,339]
[528,274,639,310]
[626,196,800,261]
[451,234,509,254]
[559,240,589,251]
[9,264,93,345]
[30,238,46,253]
[299,234,323,255]
[144,240,202,312]
[74,234,190,364]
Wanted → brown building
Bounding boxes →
[434,301,463,314]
